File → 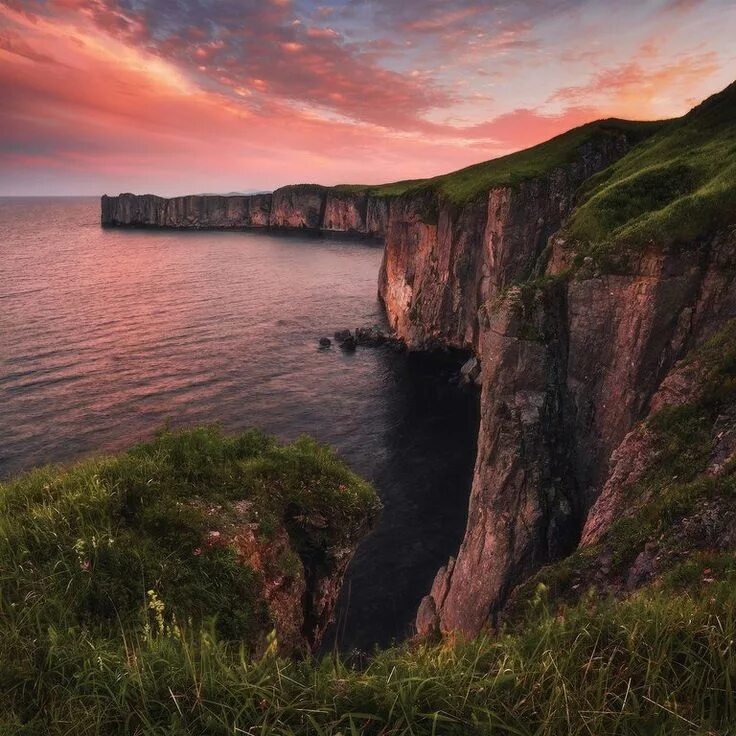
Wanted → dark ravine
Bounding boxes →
[101,86,736,642]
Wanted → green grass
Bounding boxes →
[0,426,379,649]
[3,425,736,733]
[333,119,661,206]
[4,572,736,734]
[567,81,736,248]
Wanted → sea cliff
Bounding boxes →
[101,186,390,237]
[407,82,736,636]
[100,84,736,641]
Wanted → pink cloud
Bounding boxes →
[1,0,733,195]
[550,52,722,117]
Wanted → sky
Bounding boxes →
[1,0,735,196]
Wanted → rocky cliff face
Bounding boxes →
[384,119,736,637]
[100,89,735,642]
[101,192,273,228]
[101,187,388,237]
[418,230,736,636]
[378,137,632,352]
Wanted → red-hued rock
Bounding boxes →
[322,191,367,233]
[269,185,326,229]
[378,137,633,353]
[101,193,273,228]
[417,230,736,637]
[101,188,389,238]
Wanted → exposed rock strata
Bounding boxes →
[366,128,736,637]
[421,231,736,636]
[377,137,632,352]
[101,187,389,237]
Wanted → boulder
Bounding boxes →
[355,326,388,346]
[459,356,481,386]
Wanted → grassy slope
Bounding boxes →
[0,426,378,650]
[332,119,662,206]
[567,82,736,247]
[4,419,736,734]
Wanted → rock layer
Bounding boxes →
[421,231,736,636]
[369,130,736,636]
[101,187,388,237]
[377,136,632,352]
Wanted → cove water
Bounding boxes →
[0,196,478,651]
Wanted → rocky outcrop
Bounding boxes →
[378,137,632,352]
[101,192,272,228]
[101,186,388,237]
[269,185,326,229]
[223,503,364,655]
[420,231,736,636]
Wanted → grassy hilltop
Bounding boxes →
[334,119,661,206]
[567,81,736,248]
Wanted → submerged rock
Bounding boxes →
[318,337,332,348]
[340,335,357,351]
[355,326,388,346]
[334,329,357,351]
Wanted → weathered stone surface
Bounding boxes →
[419,230,736,636]
[101,188,388,237]
[378,136,633,353]
[101,192,273,228]
[269,185,326,229]
[323,191,368,233]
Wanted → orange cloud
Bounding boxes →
[551,52,722,119]
[1,0,733,195]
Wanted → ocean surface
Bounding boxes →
[0,196,478,651]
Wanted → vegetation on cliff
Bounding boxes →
[506,318,736,624]
[4,559,736,734]
[0,426,380,724]
[568,81,736,248]
[336,119,661,206]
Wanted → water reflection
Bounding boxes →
[0,197,477,649]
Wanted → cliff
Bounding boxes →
[405,82,736,637]
[101,185,390,237]
[0,427,381,657]
[99,82,736,642]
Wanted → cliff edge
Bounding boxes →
[409,81,736,636]
[100,81,736,641]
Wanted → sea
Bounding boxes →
[0,196,478,651]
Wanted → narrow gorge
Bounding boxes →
[102,81,736,640]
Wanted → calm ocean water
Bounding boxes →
[0,196,478,650]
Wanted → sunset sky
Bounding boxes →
[1,0,735,196]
